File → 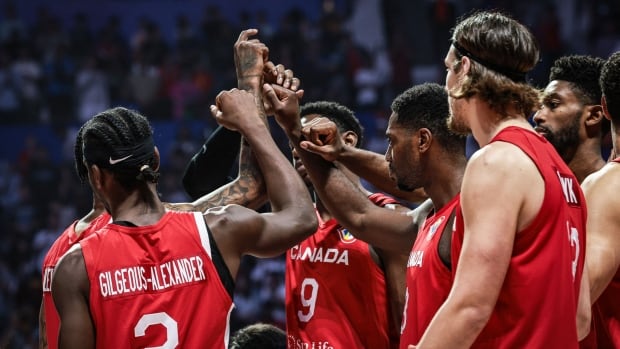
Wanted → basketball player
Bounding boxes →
[413,11,588,348]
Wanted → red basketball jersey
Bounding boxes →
[452,127,586,348]
[399,194,460,348]
[41,212,111,349]
[589,158,620,348]
[80,211,233,349]
[286,193,399,349]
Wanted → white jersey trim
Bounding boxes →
[193,212,212,258]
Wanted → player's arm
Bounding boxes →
[39,301,47,349]
[165,140,266,212]
[51,245,94,349]
[181,126,241,200]
[206,88,316,277]
[415,144,531,348]
[577,258,591,340]
[336,145,427,204]
[582,165,620,303]
[295,115,419,253]
[297,121,426,204]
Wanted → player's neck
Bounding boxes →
[468,98,533,147]
[568,145,605,183]
[109,186,166,226]
[425,159,465,209]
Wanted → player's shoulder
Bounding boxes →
[583,162,620,197]
[467,141,535,179]
[55,243,85,274]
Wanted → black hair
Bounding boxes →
[549,55,605,105]
[80,107,159,190]
[391,83,466,154]
[74,126,88,183]
[229,323,286,349]
[601,52,620,124]
[300,101,365,148]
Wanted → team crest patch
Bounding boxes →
[338,228,357,244]
[426,215,445,241]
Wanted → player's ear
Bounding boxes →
[418,128,432,153]
[153,147,160,172]
[89,164,104,191]
[602,96,611,121]
[342,130,358,147]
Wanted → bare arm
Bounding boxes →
[298,120,426,203]
[582,164,620,302]
[207,89,317,278]
[577,259,591,340]
[39,301,47,349]
[337,145,427,203]
[164,141,266,212]
[51,245,94,349]
[416,143,537,348]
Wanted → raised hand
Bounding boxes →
[299,117,345,162]
[262,83,304,135]
[210,89,262,133]
[263,62,300,90]
[234,29,269,84]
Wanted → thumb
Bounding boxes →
[300,141,328,157]
[262,83,281,107]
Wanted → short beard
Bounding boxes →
[447,114,470,136]
[545,111,581,162]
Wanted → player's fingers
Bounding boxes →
[236,28,258,43]
[264,61,277,76]
[262,83,282,107]
[290,77,301,91]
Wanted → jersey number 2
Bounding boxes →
[134,312,179,349]
[297,277,319,322]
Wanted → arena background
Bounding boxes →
[0,0,618,347]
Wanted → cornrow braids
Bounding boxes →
[81,107,159,190]
[74,124,88,183]
[300,101,365,148]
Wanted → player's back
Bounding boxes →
[80,211,233,348]
[455,126,586,348]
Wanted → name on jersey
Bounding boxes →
[407,251,424,268]
[556,170,580,206]
[290,245,349,265]
[98,256,206,297]
[42,266,54,292]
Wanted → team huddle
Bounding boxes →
[38,10,620,349]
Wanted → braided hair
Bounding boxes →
[80,107,159,190]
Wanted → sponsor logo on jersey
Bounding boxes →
[426,215,445,241]
[407,250,424,268]
[338,228,356,244]
[288,334,334,349]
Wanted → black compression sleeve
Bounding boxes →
[181,126,241,200]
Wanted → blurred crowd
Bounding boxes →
[0,0,619,347]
